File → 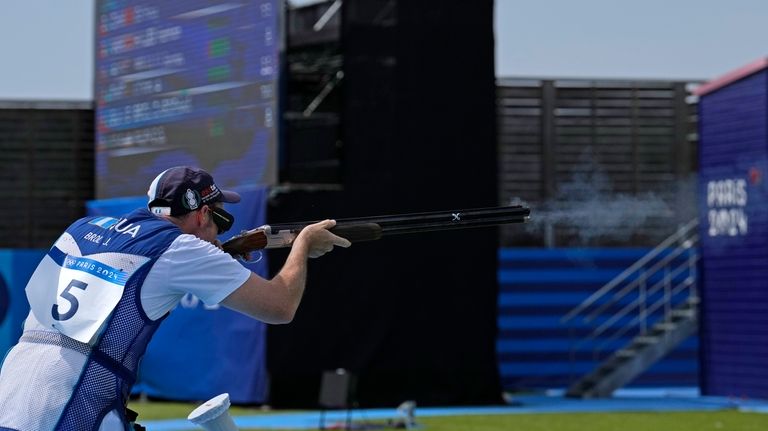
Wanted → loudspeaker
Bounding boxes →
[318,369,357,430]
[319,369,357,408]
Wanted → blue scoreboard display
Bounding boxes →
[95,0,280,198]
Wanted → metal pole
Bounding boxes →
[664,265,671,341]
[639,270,647,335]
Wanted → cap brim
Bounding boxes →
[221,190,241,203]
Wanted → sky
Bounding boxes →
[0,0,767,100]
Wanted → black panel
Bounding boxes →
[268,0,500,408]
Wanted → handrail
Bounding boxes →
[590,275,697,354]
[572,264,693,352]
[563,218,700,362]
[584,241,697,323]
[561,218,698,323]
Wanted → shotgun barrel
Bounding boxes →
[221,205,530,255]
[272,205,530,240]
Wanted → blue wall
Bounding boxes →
[497,248,699,390]
[5,245,702,398]
[698,69,768,399]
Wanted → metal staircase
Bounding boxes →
[561,219,700,398]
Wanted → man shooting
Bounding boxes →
[0,166,350,430]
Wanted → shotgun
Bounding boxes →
[221,205,530,257]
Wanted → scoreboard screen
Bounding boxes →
[95,0,280,198]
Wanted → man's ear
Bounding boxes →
[202,206,215,226]
[195,208,207,227]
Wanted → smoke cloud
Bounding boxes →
[509,149,695,246]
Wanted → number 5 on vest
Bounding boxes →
[52,279,89,321]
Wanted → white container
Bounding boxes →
[187,393,238,431]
